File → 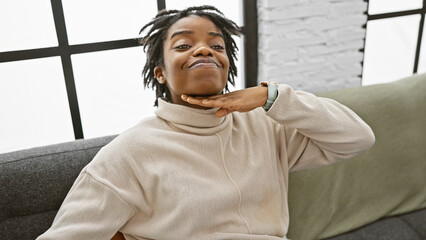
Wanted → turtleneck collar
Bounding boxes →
[154,99,231,135]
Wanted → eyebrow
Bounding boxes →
[170,30,224,40]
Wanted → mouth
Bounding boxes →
[187,59,220,69]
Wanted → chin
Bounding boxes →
[189,88,223,97]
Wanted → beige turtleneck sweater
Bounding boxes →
[37,84,375,240]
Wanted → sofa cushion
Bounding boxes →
[325,208,426,240]
[0,135,116,240]
[1,210,57,240]
[286,73,426,239]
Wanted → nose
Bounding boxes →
[193,44,213,57]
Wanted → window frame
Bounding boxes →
[362,0,426,82]
[0,0,259,140]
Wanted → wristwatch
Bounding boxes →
[259,81,278,110]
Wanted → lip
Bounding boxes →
[187,59,220,69]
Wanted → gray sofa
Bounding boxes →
[1,74,425,240]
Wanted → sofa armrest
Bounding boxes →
[0,135,117,240]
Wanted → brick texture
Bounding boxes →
[257,0,368,92]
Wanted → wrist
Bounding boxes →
[259,86,268,107]
[259,81,279,110]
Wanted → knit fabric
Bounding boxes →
[37,84,375,240]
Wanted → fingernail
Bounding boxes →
[202,99,209,104]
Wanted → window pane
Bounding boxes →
[62,0,157,44]
[0,0,57,52]
[165,0,243,26]
[228,35,244,91]
[368,0,423,15]
[418,23,426,74]
[72,47,155,139]
[0,57,74,154]
[362,15,420,85]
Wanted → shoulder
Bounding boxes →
[85,115,167,177]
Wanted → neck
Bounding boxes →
[155,98,230,135]
[170,94,214,110]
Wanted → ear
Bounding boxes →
[154,66,167,84]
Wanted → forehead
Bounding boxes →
[166,15,222,38]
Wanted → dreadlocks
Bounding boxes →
[138,5,242,107]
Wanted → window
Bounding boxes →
[62,0,157,44]
[0,0,57,52]
[71,47,154,139]
[0,0,258,153]
[0,57,74,153]
[362,0,425,85]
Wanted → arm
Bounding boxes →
[182,84,375,170]
[266,84,375,170]
[36,171,136,240]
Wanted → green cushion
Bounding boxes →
[286,73,426,240]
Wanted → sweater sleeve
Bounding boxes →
[36,171,136,240]
[265,84,375,171]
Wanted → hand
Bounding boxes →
[181,86,268,117]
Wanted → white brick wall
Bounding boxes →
[257,0,368,92]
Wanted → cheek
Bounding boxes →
[165,54,185,76]
[162,56,177,80]
[163,57,186,91]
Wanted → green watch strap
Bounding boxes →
[262,83,278,110]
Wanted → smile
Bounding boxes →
[187,59,220,69]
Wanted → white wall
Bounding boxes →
[257,0,368,92]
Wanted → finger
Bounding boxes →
[182,94,212,101]
[182,95,206,106]
[200,96,239,108]
[215,108,233,118]
[182,93,237,108]
[198,98,220,107]
[185,96,226,108]
[182,94,205,102]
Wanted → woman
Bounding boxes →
[37,6,375,240]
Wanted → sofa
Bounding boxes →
[1,73,425,240]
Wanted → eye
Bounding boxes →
[174,44,191,50]
[212,45,225,50]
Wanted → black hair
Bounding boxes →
[138,5,242,107]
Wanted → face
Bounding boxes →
[154,15,229,107]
